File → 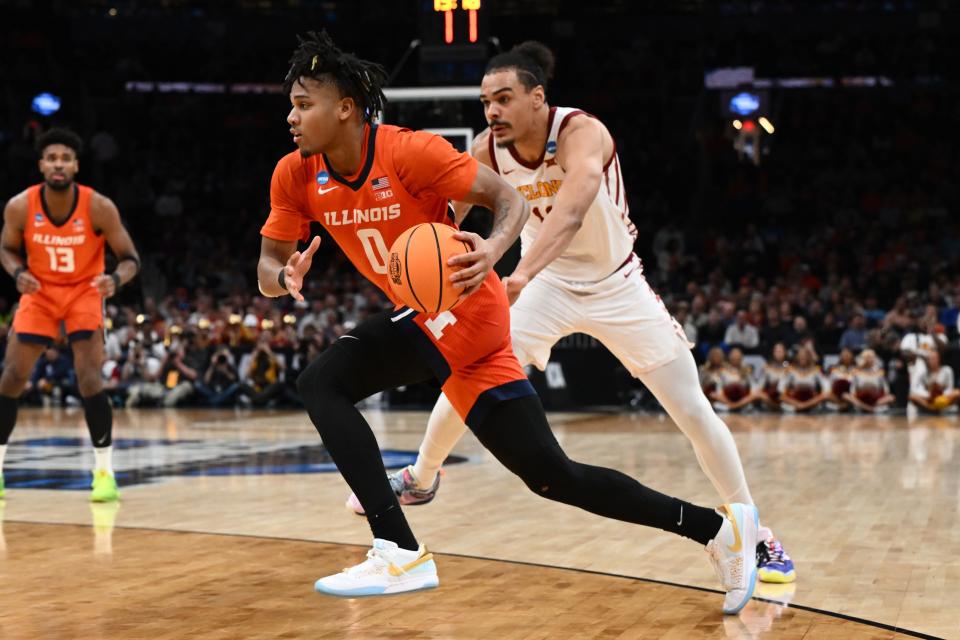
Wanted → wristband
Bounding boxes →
[278,269,288,291]
[110,272,122,291]
[12,266,25,280]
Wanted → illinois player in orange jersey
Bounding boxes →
[258,31,759,613]
[0,128,140,503]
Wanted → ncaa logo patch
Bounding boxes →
[34,212,44,226]
[545,140,557,154]
[316,171,330,185]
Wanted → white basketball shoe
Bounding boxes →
[706,503,760,614]
[314,538,439,597]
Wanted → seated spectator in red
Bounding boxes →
[699,346,726,402]
[827,347,857,409]
[844,349,895,413]
[779,346,829,412]
[714,347,759,411]
[759,343,789,410]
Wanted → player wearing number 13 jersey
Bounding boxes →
[257,31,760,614]
[0,128,141,502]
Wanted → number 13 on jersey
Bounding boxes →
[44,246,76,272]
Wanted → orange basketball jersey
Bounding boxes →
[261,124,478,305]
[23,184,105,285]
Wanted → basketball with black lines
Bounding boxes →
[388,223,469,313]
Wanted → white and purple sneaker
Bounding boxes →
[345,465,441,516]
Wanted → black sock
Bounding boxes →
[668,499,724,546]
[367,504,419,551]
[0,394,17,445]
[82,391,113,448]
[470,396,725,547]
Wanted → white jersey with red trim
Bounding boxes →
[488,106,637,282]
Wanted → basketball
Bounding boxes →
[388,222,470,313]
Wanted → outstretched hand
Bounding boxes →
[283,236,322,301]
[501,272,530,306]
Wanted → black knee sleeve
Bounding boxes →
[0,394,18,445]
[82,391,113,448]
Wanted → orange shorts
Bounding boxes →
[396,271,535,426]
[12,281,104,344]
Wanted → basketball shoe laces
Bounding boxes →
[342,546,394,577]
[708,540,743,589]
[759,538,789,566]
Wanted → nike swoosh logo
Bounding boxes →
[317,185,339,195]
[722,504,742,553]
[96,434,109,446]
[677,504,683,526]
[503,169,515,175]
[387,552,434,577]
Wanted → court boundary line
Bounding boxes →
[3,519,945,640]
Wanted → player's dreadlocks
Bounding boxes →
[283,30,388,123]
[486,41,556,94]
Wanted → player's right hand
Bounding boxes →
[283,236,321,302]
[15,270,41,294]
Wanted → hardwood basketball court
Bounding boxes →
[0,407,956,639]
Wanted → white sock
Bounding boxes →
[0,444,6,472]
[640,349,755,506]
[412,393,468,489]
[93,446,113,473]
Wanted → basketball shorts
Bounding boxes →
[510,253,691,378]
[391,271,535,426]
[12,281,104,344]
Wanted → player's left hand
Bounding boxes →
[90,274,118,298]
[283,235,322,302]
[502,272,530,306]
[448,231,495,296]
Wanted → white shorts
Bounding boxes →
[510,254,691,377]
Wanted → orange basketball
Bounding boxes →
[388,223,470,313]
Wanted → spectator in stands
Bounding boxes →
[908,351,960,413]
[779,346,829,412]
[844,349,895,413]
[697,308,727,349]
[238,335,295,407]
[699,346,726,402]
[26,346,77,407]
[123,343,165,407]
[724,310,760,351]
[195,346,241,407]
[760,308,790,353]
[758,342,789,410]
[838,312,868,352]
[827,347,857,410]
[714,347,758,411]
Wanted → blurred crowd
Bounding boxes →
[0,1,957,411]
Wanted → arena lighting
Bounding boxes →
[135,314,146,325]
[729,91,760,116]
[732,119,742,130]
[741,120,757,132]
[758,117,775,134]
[31,92,61,116]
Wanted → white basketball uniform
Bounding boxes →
[489,106,690,376]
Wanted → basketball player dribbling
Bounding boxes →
[0,128,140,502]
[259,31,760,613]
[345,42,795,584]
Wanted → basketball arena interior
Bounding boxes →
[0,1,958,638]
